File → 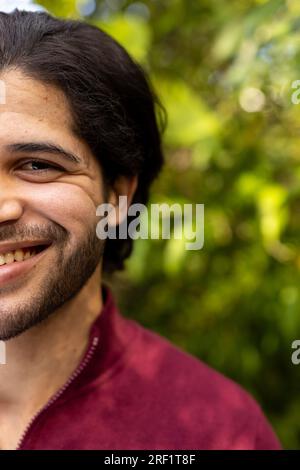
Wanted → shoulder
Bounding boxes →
[124,318,282,449]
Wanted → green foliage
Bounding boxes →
[94,13,151,63]
[35,0,300,448]
[38,0,79,18]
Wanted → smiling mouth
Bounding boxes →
[0,244,50,267]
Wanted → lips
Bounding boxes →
[0,245,49,266]
[0,240,52,255]
[0,242,52,286]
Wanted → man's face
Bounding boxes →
[0,69,106,340]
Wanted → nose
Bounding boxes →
[0,179,24,224]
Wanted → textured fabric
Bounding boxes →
[19,284,282,450]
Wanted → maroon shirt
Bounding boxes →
[17,284,281,450]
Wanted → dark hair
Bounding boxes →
[0,9,165,274]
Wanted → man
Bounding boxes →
[0,9,281,450]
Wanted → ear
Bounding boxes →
[107,175,138,227]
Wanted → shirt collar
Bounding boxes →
[55,282,137,402]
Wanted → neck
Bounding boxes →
[0,266,103,415]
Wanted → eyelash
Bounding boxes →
[18,159,64,173]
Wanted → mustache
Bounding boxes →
[0,223,68,244]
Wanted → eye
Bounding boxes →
[14,159,66,182]
[18,160,64,173]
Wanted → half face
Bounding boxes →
[0,68,107,340]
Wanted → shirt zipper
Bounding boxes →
[16,335,100,450]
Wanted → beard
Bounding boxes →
[0,221,105,341]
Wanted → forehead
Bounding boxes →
[0,68,73,127]
[0,68,87,157]
[0,68,97,168]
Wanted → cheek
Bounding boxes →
[24,183,102,239]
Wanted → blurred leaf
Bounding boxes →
[153,77,220,147]
[94,14,152,63]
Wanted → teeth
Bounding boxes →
[14,250,24,262]
[24,251,31,260]
[0,248,37,266]
[4,252,14,264]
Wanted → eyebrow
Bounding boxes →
[5,142,82,164]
